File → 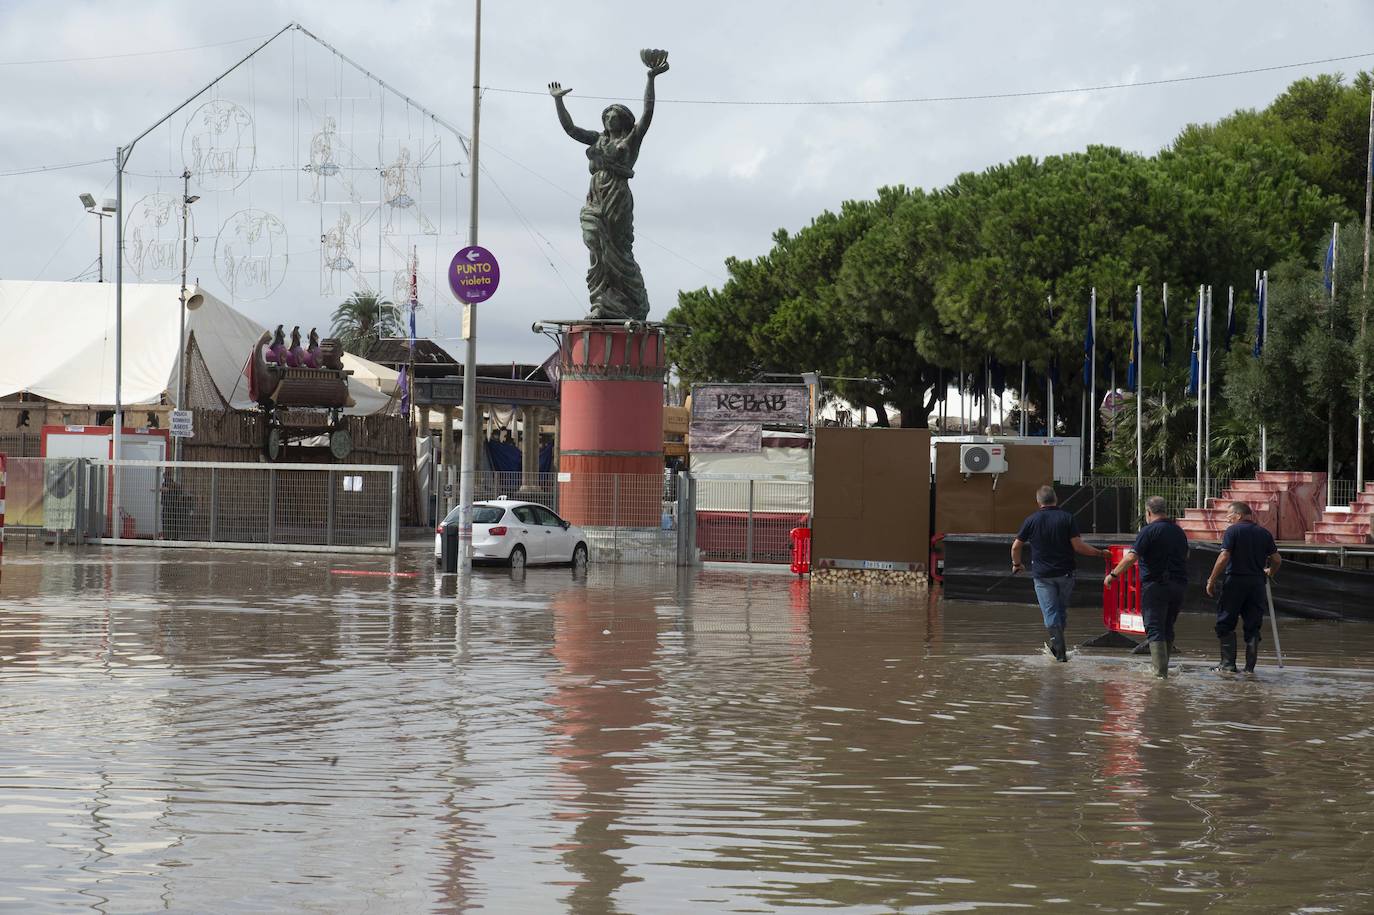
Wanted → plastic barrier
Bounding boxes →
[1103,544,1145,635]
[930,533,945,582]
[789,526,811,576]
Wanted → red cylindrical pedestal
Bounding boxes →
[558,325,665,527]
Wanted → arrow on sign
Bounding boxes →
[466,249,482,262]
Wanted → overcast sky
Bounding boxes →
[3,0,1373,367]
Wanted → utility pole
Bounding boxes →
[457,0,482,572]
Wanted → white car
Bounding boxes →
[434,499,588,570]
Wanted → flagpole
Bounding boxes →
[1359,87,1373,492]
[1330,222,1339,506]
[1161,283,1168,414]
[1136,285,1143,522]
[1089,287,1097,474]
[1205,285,1214,501]
[1258,270,1267,471]
[1196,285,1204,509]
[1047,295,1055,438]
[1020,359,1027,436]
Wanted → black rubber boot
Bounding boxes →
[1214,633,1238,673]
[1048,626,1068,662]
[1149,641,1169,678]
[1244,636,1260,673]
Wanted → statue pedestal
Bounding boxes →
[556,323,666,527]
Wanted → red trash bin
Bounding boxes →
[789,526,811,576]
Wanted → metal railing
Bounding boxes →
[85,459,400,554]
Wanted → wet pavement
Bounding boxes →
[1,547,1373,913]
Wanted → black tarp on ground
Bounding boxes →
[941,533,1374,622]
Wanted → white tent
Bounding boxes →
[341,352,400,396]
[0,280,390,414]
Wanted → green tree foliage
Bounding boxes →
[668,70,1372,455]
[329,292,402,357]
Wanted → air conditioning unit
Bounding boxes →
[960,443,1008,474]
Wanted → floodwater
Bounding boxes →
[1,549,1373,913]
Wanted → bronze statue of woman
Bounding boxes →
[549,49,669,322]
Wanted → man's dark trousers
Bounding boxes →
[1216,575,1266,642]
[1142,579,1185,644]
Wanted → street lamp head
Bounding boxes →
[79,193,96,210]
[185,195,200,205]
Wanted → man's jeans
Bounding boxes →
[1032,573,1075,630]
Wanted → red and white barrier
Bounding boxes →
[1102,543,1145,636]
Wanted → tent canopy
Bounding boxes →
[0,280,390,414]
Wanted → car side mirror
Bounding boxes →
[561,520,570,530]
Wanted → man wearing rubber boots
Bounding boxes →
[1205,501,1281,673]
[1012,485,1107,661]
[1105,495,1189,678]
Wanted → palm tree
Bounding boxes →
[330,291,403,357]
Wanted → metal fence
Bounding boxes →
[1329,479,1358,507]
[430,471,809,566]
[1060,476,1233,533]
[691,475,810,564]
[85,459,400,554]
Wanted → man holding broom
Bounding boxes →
[1205,501,1281,673]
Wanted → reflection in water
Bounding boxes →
[1,549,1373,911]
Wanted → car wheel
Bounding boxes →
[508,545,527,571]
[572,542,588,568]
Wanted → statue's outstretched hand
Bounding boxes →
[640,48,669,77]
[548,82,572,98]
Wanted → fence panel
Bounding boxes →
[1058,477,1232,533]
[691,474,810,564]
[85,460,399,554]
[0,457,85,532]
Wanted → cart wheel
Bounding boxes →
[265,427,283,461]
[329,427,353,460]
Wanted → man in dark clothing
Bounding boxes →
[1205,501,1281,673]
[1105,495,1190,678]
[1011,485,1107,662]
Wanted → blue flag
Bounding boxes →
[1253,271,1266,359]
[1082,298,1095,386]
[1161,286,1172,366]
[1324,236,1335,294]
[1127,293,1140,392]
[1187,291,1203,396]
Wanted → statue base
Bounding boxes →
[534,320,668,528]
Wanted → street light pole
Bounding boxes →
[79,194,115,282]
[457,0,482,572]
[176,169,199,464]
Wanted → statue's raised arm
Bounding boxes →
[631,49,670,148]
[549,82,597,145]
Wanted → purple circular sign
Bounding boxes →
[449,245,501,302]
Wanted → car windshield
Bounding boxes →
[443,505,505,525]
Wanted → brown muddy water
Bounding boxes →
[1,548,1372,913]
